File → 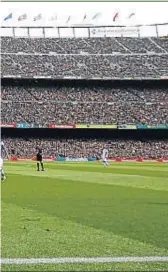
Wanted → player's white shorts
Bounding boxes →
[0,158,3,170]
[102,157,107,162]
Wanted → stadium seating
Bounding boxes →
[1,37,168,78]
[1,36,168,159]
[2,37,168,54]
[3,137,168,159]
[1,86,168,125]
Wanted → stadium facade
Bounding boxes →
[1,22,168,38]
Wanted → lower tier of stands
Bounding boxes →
[2,138,168,159]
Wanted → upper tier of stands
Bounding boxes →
[2,37,168,54]
[1,37,168,79]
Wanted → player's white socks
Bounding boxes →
[103,161,109,167]
[1,169,6,181]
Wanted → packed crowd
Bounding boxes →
[3,138,168,159]
[2,86,168,102]
[1,37,168,79]
[2,37,168,54]
[2,37,167,159]
[2,54,168,78]
[1,86,168,125]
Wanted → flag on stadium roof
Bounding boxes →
[4,13,12,21]
[82,13,87,22]
[49,14,57,21]
[92,12,101,20]
[113,12,119,22]
[33,13,42,21]
[128,12,135,19]
[66,15,71,23]
[18,13,27,21]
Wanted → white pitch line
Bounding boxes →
[1,256,168,265]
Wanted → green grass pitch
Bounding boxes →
[1,161,168,271]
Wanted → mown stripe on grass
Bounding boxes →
[2,202,168,258]
[1,256,168,265]
[5,163,168,179]
[5,169,168,192]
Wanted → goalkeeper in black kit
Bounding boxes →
[36,147,45,171]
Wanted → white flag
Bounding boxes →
[49,14,57,21]
[66,15,71,23]
[92,12,101,20]
[33,13,42,21]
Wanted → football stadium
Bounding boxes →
[1,2,168,271]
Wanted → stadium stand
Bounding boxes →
[1,37,168,54]
[2,137,168,159]
[1,32,168,160]
[1,37,168,79]
[1,85,168,125]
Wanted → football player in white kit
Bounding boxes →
[1,141,9,181]
[102,148,109,167]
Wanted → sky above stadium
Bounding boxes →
[1,1,168,26]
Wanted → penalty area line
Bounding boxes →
[1,256,168,265]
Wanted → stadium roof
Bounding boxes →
[1,2,168,27]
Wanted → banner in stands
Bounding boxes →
[160,76,168,79]
[146,124,168,129]
[49,124,75,128]
[17,123,46,128]
[10,157,55,162]
[76,124,117,129]
[118,124,137,129]
[65,158,88,162]
[90,27,139,37]
[17,123,36,128]
[137,124,148,129]
[88,158,97,162]
[0,123,16,128]
[2,123,168,130]
[109,158,168,163]
[56,157,66,162]
[9,158,168,163]
[57,157,96,162]
[137,124,168,129]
